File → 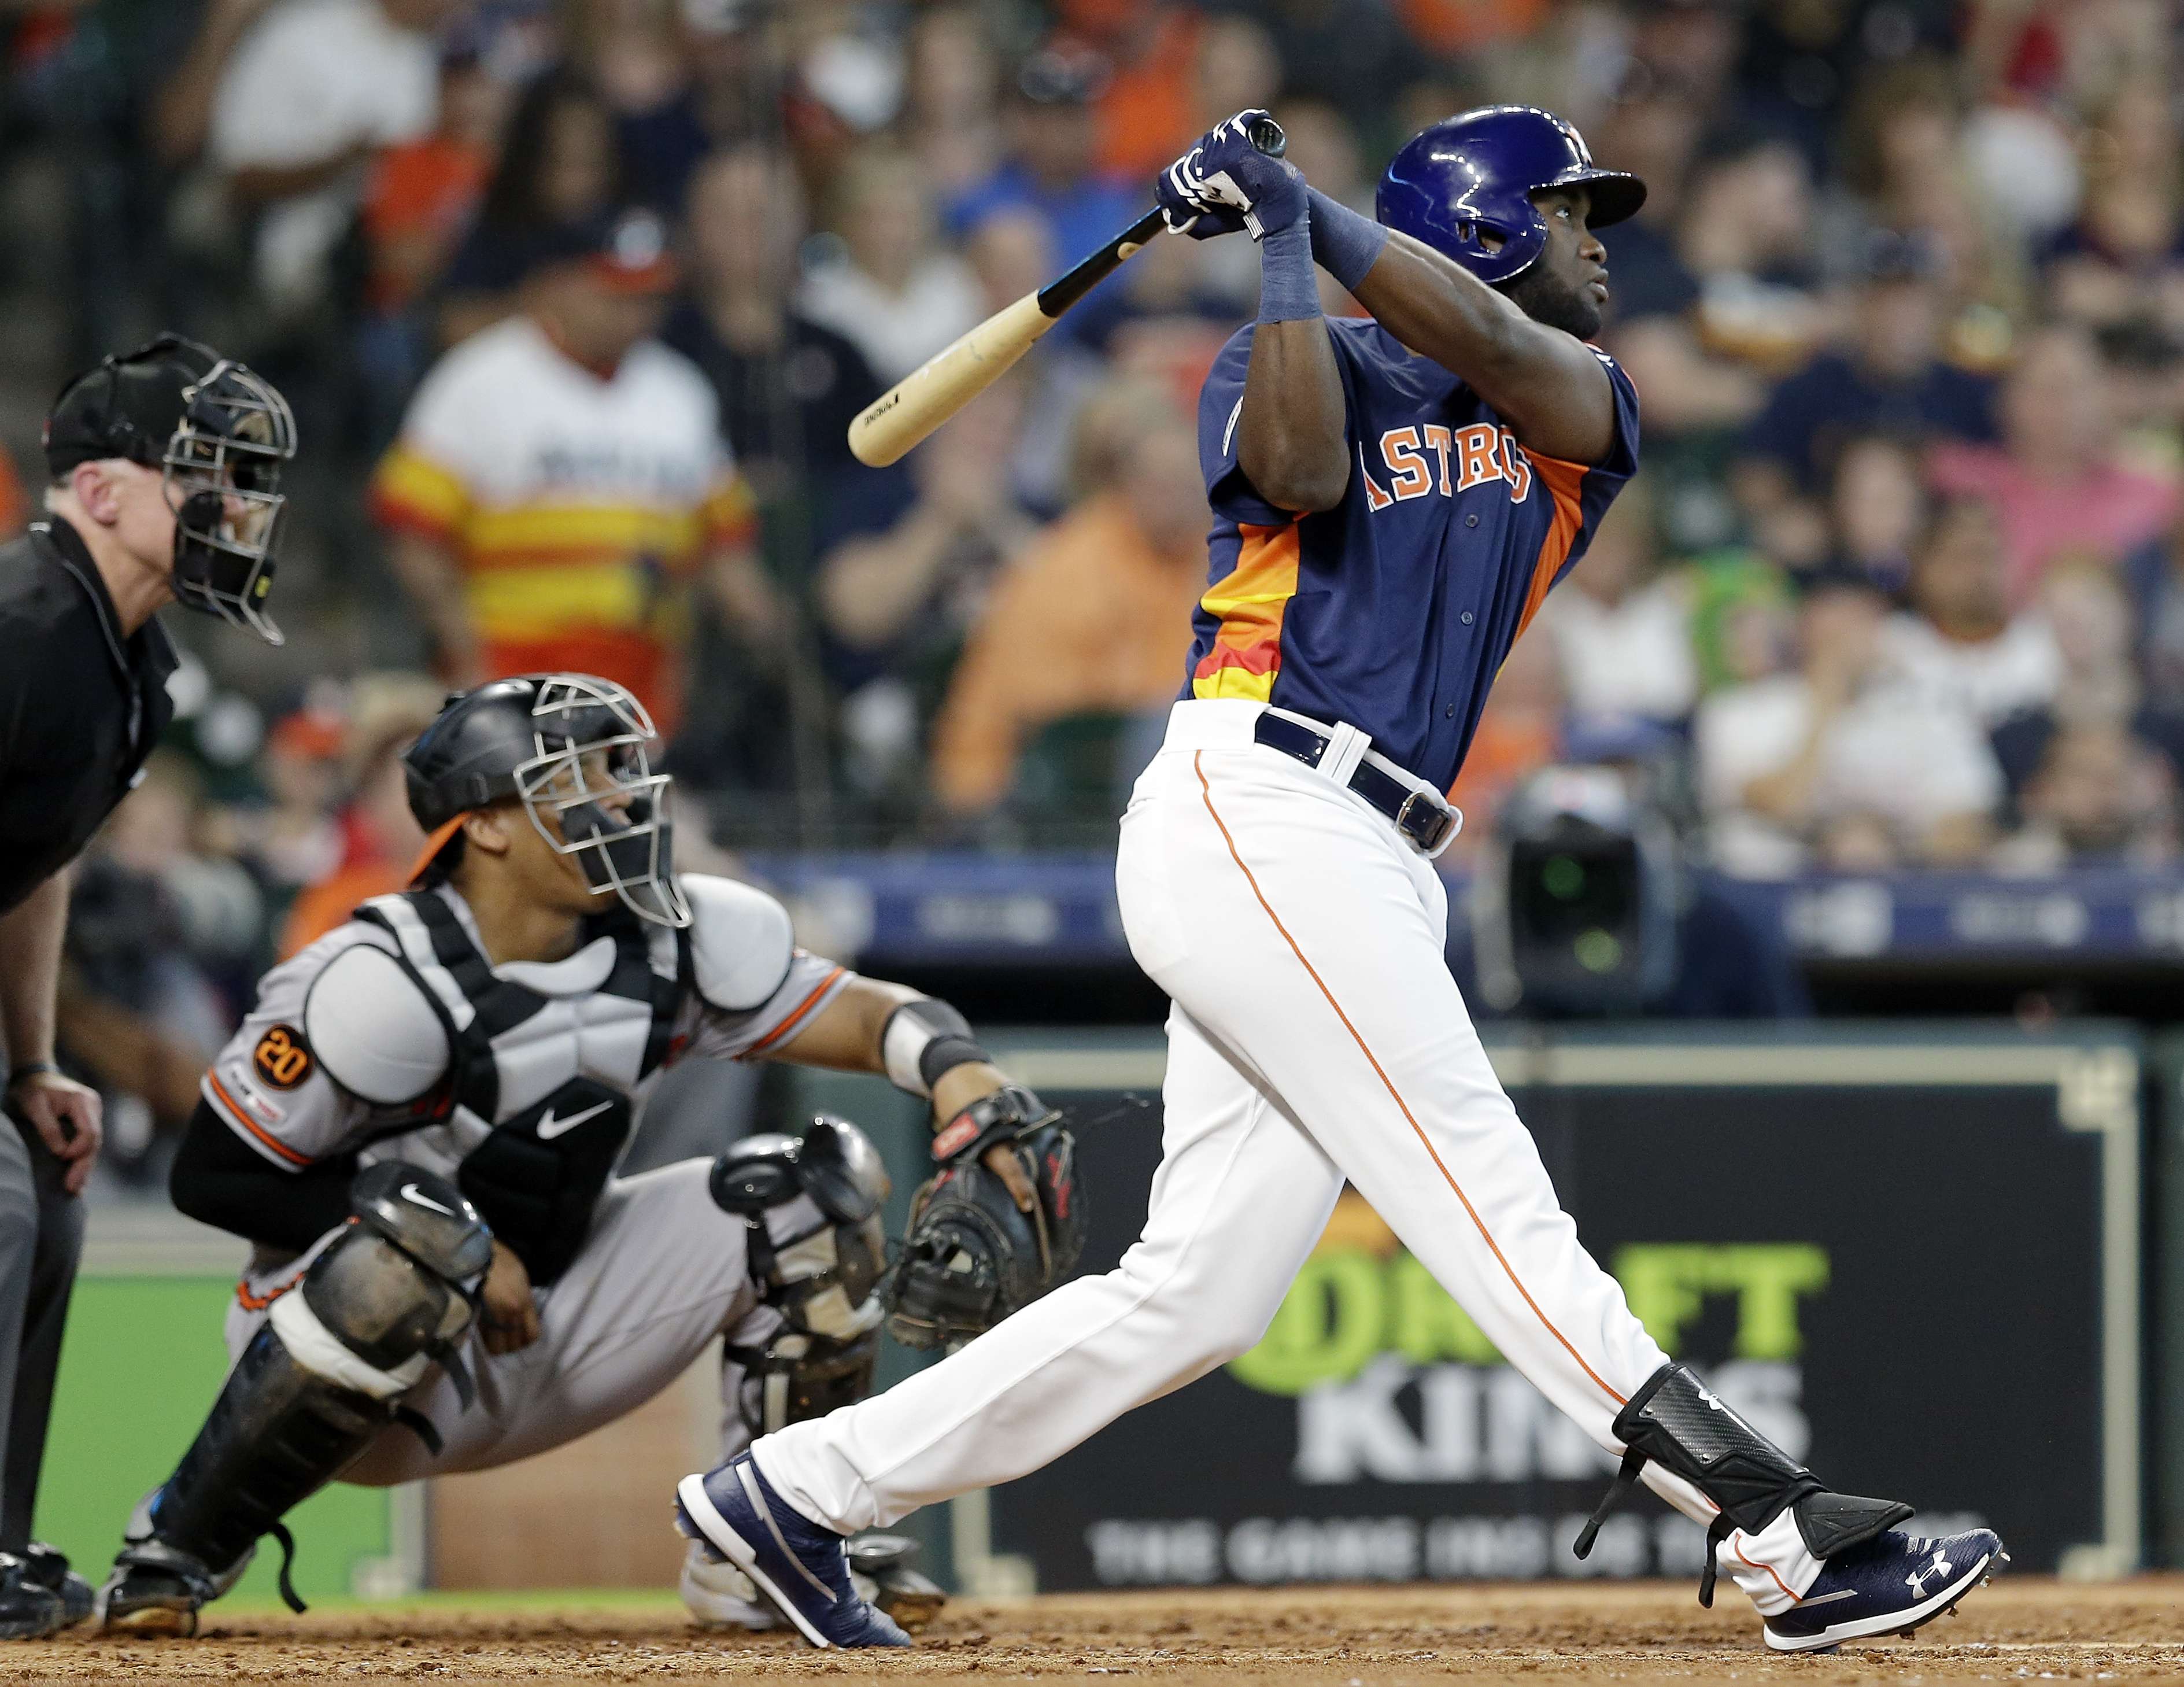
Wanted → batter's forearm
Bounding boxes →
[1234,205,1349,514]
[0,869,69,1069]
[1342,226,1614,464]
[1237,320,1348,512]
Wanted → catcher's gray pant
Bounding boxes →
[0,1114,84,1552]
[224,1158,765,1483]
[751,699,1820,1616]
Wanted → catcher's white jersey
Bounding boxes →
[202,874,848,1186]
[209,873,851,1493]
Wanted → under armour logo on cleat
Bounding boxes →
[1905,1551,1952,1598]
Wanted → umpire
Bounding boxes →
[0,336,294,1636]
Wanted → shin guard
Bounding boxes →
[1575,1363,1912,1605]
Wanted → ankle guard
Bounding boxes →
[1575,1363,1912,1605]
[125,1165,490,1612]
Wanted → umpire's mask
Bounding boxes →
[404,673,692,928]
[44,335,297,645]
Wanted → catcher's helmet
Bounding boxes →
[402,673,690,927]
[1377,106,1646,286]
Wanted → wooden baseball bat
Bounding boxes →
[847,119,1286,468]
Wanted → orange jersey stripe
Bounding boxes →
[235,1268,306,1313]
[1194,750,1629,1410]
[1192,523,1301,703]
[205,1072,315,1167]
[1513,453,1588,640]
[740,965,847,1059]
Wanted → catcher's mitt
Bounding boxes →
[882,1084,1085,1349]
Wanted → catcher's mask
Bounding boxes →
[44,334,297,645]
[404,673,690,928]
[711,1117,892,1341]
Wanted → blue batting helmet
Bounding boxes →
[1377,106,1646,286]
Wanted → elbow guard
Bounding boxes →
[878,998,989,1098]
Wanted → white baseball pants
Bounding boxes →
[753,701,1819,1615]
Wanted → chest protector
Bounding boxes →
[352,889,683,1284]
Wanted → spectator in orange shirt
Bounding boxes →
[930,380,1211,815]
[362,50,504,316]
[277,677,444,957]
[1397,0,1549,56]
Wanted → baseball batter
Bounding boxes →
[95,673,1082,1638]
[675,106,2005,1655]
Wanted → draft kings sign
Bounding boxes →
[984,1057,2101,1589]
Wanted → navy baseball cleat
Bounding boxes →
[674,1455,911,1648]
[1762,1527,2005,1653]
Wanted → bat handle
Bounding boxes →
[1246,116,1287,159]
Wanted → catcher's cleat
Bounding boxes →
[95,1547,220,1638]
[679,1538,781,1631]
[848,1534,947,1634]
[22,1544,92,1630]
[1761,1527,2005,1653]
[0,1553,68,1640]
[674,1455,910,1648]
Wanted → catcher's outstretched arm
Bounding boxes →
[757,974,1036,1211]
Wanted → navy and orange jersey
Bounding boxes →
[1184,318,1640,794]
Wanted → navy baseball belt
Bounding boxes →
[1251,711,1461,857]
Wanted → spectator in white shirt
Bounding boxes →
[209,0,469,313]
[1878,497,2061,728]
[1697,578,2002,876]
[799,147,981,383]
[1543,482,1698,728]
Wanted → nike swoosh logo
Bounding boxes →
[537,1099,615,1140]
[401,1183,453,1215]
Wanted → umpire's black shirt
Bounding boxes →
[0,517,176,916]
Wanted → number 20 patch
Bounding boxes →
[252,1024,314,1090]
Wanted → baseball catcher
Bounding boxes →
[94,673,1083,1636]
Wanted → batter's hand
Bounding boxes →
[478,1239,541,1355]
[1157,145,1248,241]
[1163,110,1305,241]
[6,1072,102,1195]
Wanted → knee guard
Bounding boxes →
[713,1117,889,1435]
[1575,1363,1913,1605]
[116,1165,490,1613]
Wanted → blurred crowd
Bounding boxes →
[8,0,2184,1162]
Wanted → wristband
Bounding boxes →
[1257,211,1320,324]
[3,1062,57,1090]
[880,999,989,1098]
[1306,187,1387,293]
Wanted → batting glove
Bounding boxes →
[1159,109,1305,241]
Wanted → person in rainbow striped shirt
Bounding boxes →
[371,208,782,733]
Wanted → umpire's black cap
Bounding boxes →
[40,335,227,477]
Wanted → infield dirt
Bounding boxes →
[8,1578,2180,1686]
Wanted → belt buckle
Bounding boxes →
[1394,788,1458,859]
